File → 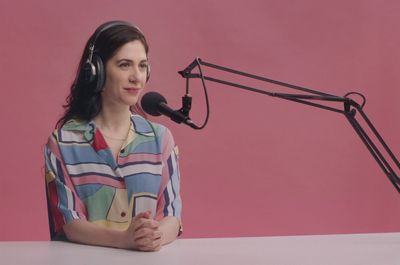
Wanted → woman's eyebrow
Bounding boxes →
[116,59,133,63]
[116,58,148,63]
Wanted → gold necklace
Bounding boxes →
[102,134,126,141]
[97,119,131,142]
[101,127,131,142]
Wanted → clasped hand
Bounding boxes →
[123,210,163,251]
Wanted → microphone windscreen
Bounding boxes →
[140,91,168,116]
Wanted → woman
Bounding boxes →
[44,21,182,251]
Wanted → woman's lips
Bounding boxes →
[124,87,140,93]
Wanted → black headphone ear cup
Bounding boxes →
[146,64,151,82]
[92,54,105,93]
[82,60,96,84]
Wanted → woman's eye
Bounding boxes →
[139,64,148,69]
[119,63,130,68]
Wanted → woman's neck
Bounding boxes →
[94,104,132,134]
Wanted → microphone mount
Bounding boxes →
[177,57,400,193]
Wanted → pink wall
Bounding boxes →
[0,0,399,240]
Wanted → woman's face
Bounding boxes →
[101,40,148,108]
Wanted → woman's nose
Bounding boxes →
[128,67,140,83]
[128,74,137,83]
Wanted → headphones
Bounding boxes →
[81,21,151,93]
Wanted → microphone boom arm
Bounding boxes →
[178,57,400,193]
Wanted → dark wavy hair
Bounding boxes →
[56,21,149,128]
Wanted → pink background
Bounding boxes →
[0,0,399,240]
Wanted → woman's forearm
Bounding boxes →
[63,212,163,251]
[63,219,126,249]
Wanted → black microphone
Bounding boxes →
[141,91,197,128]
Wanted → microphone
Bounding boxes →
[141,91,197,128]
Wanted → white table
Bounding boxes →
[1,233,400,265]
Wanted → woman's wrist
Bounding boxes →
[117,229,132,249]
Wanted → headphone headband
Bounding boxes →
[87,21,137,63]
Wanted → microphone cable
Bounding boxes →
[186,57,210,130]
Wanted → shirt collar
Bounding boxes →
[131,114,155,137]
[62,119,96,142]
[62,114,155,141]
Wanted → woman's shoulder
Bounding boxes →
[131,114,172,138]
[47,119,92,143]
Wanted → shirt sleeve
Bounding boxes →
[156,127,183,229]
[45,132,87,237]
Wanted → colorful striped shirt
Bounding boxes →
[45,114,182,238]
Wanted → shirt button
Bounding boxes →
[121,211,126,217]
